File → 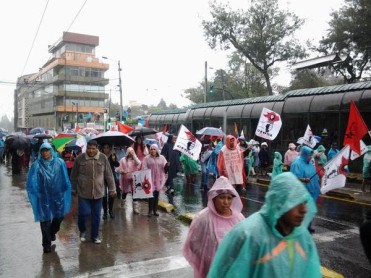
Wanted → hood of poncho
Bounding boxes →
[207,176,243,216]
[260,172,317,238]
[225,135,237,150]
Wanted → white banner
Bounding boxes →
[154,132,168,149]
[350,140,367,160]
[255,108,282,140]
[132,169,153,199]
[321,145,350,194]
[174,125,202,160]
[297,125,317,148]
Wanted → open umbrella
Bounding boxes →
[64,139,82,152]
[196,127,225,137]
[94,131,134,147]
[55,133,77,139]
[79,127,100,135]
[5,134,31,151]
[52,137,75,153]
[128,126,159,137]
[33,133,53,140]
[29,127,46,135]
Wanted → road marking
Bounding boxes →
[74,255,191,277]
[312,228,359,243]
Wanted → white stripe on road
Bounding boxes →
[312,228,359,243]
[74,255,191,278]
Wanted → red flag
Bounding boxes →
[343,101,368,154]
[117,122,134,134]
[162,124,168,134]
[234,122,238,137]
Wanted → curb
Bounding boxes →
[158,200,175,213]
[321,266,344,278]
[325,190,355,200]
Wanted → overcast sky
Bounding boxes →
[0,0,344,119]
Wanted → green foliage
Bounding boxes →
[289,69,344,90]
[203,0,306,95]
[318,0,371,83]
[0,115,13,132]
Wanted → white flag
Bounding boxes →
[321,145,350,194]
[255,107,282,140]
[154,132,168,149]
[132,169,153,199]
[350,140,367,160]
[297,125,317,148]
[174,125,202,160]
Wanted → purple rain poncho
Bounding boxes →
[26,142,72,222]
[182,176,244,278]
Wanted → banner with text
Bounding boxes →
[255,107,282,140]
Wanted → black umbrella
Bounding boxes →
[94,131,135,147]
[33,133,53,140]
[5,134,31,151]
[64,139,82,152]
[29,127,46,135]
[128,126,159,137]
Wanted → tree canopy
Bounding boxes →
[202,0,306,95]
[318,0,371,83]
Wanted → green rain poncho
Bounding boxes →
[271,151,283,179]
[180,153,199,176]
[208,172,321,278]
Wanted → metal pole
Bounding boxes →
[221,71,225,100]
[76,103,78,128]
[118,60,123,122]
[204,61,207,103]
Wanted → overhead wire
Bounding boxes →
[65,0,88,32]
[20,0,50,77]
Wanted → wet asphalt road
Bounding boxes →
[1,163,371,277]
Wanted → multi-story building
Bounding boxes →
[14,31,109,131]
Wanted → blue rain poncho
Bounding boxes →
[290,145,320,201]
[208,172,321,278]
[26,142,72,222]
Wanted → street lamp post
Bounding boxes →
[204,61,208,103]
[72,102,78,128]
[102,56,123,122]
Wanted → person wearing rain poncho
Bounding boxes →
[180,153,199,186]
[182,176,244,278]
[290,145,320,233]
[362,146,371,192]
[217,135,245,194]
[208,172,321,278]
[271,151,284,179]
[313,144,327,182]
[26,142,72,253]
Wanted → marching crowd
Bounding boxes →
[12,128,371,277]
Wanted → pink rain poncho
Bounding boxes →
[117,147,141,193]
[141,144,167,191]
[182,176,244,278]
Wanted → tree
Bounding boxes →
[318,0,371,83]
[157,98,167,110]
[202,0,306,95]
[184,87,205,104]
[289,69,343,90]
